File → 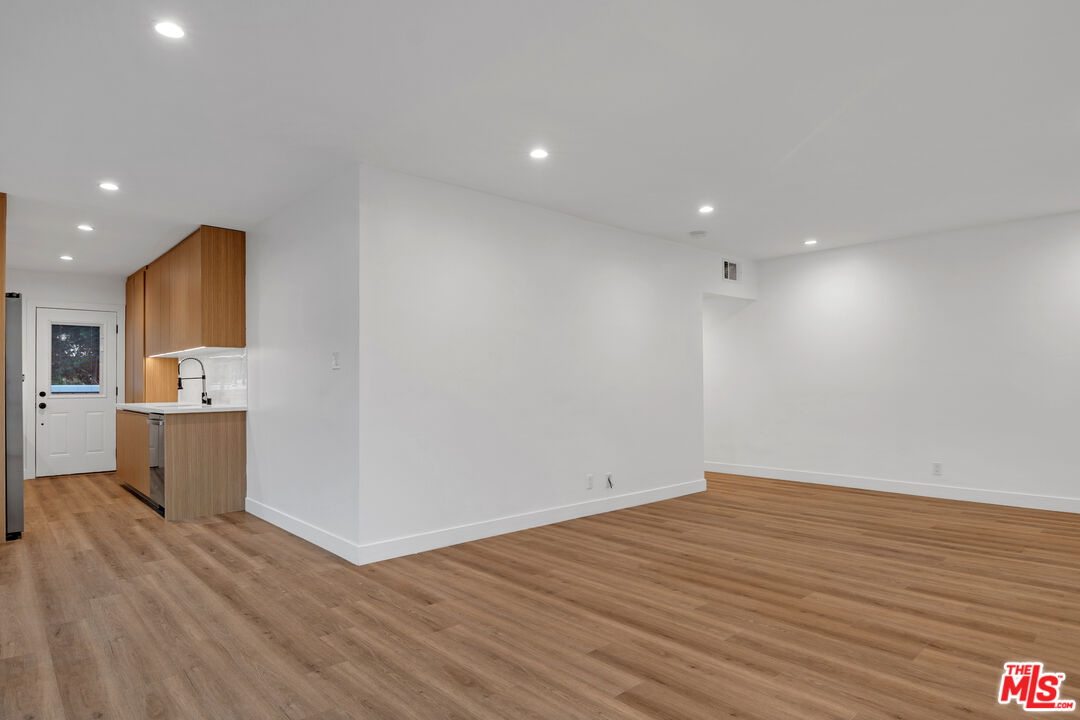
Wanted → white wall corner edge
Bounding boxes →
[704,462,1080,515]
[244,497,364,564]
[246,478,706,566]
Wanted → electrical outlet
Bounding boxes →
[586,474,594,490]
[931,462,943,477]
[606,473,614,489]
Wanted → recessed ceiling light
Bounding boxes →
[60,255,74,261]
[77,224,94,232]
[98,181,119,191]
[154,21,185,39]
[804,238,818,246]
[529,148,549,159]
[699,205,714,214]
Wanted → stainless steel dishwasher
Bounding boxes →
[148,413,165,512]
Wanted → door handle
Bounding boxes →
[38,402,46,409]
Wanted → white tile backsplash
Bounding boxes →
[177,348,247,406]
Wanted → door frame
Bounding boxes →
[21,300,125,479]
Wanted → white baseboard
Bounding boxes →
[246,478,706,566]
[705,462,1080,514]
[244,497,364,562]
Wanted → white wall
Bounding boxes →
[352,167,754,561]
[7,268,125,308]
[245,168,361,554]
[6,268,126,478]
[704,212,1080,513]
[246,164,755,563]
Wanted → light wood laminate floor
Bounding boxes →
[2,471,1078,719]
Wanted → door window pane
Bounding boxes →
[51,324,101,393]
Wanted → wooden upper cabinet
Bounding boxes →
[125,270,146,402]
[167,233,201,352]
[200,226,246,348]
[125,267,178,403]
[144,255,169,357]
[144,226,245,356]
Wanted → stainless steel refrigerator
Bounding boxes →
[6,293,22,540]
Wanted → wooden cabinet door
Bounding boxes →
[200,226,246,348]
[168,232,202,353]
[144,256,168,357]
[147,232,201,356]
[125,270,145,402]
[116,410,149,495]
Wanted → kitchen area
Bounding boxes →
[115,224,248,521]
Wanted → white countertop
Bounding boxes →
[117,402,247,415]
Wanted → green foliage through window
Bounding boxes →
[51,324,101,393]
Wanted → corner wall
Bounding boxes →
[245,169,361,554]
[704,212,1080,513]
[246,164,754,563]
[351,167,751,562]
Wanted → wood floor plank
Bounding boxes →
[2,470,1078,718]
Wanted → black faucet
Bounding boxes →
[178,357,211,405]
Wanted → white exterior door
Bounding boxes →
[35,308,117,476]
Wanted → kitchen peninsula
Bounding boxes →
[116,404,246,520]
[119,224,247,521]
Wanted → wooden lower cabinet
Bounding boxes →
[116,410,246,520]
[164,412,246,521]
[116,410,150,495]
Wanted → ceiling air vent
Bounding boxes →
[723,260,738,281]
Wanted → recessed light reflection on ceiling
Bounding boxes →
[529,148,549,159]
[59,255,74,261]
[77,224,94,232]
[698,205,714,214]
[98,181,119,191]
[154,21,185,39]
[804,238,818,246]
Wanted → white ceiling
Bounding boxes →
[3,0,1080,274]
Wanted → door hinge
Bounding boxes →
[116,324,119,333]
